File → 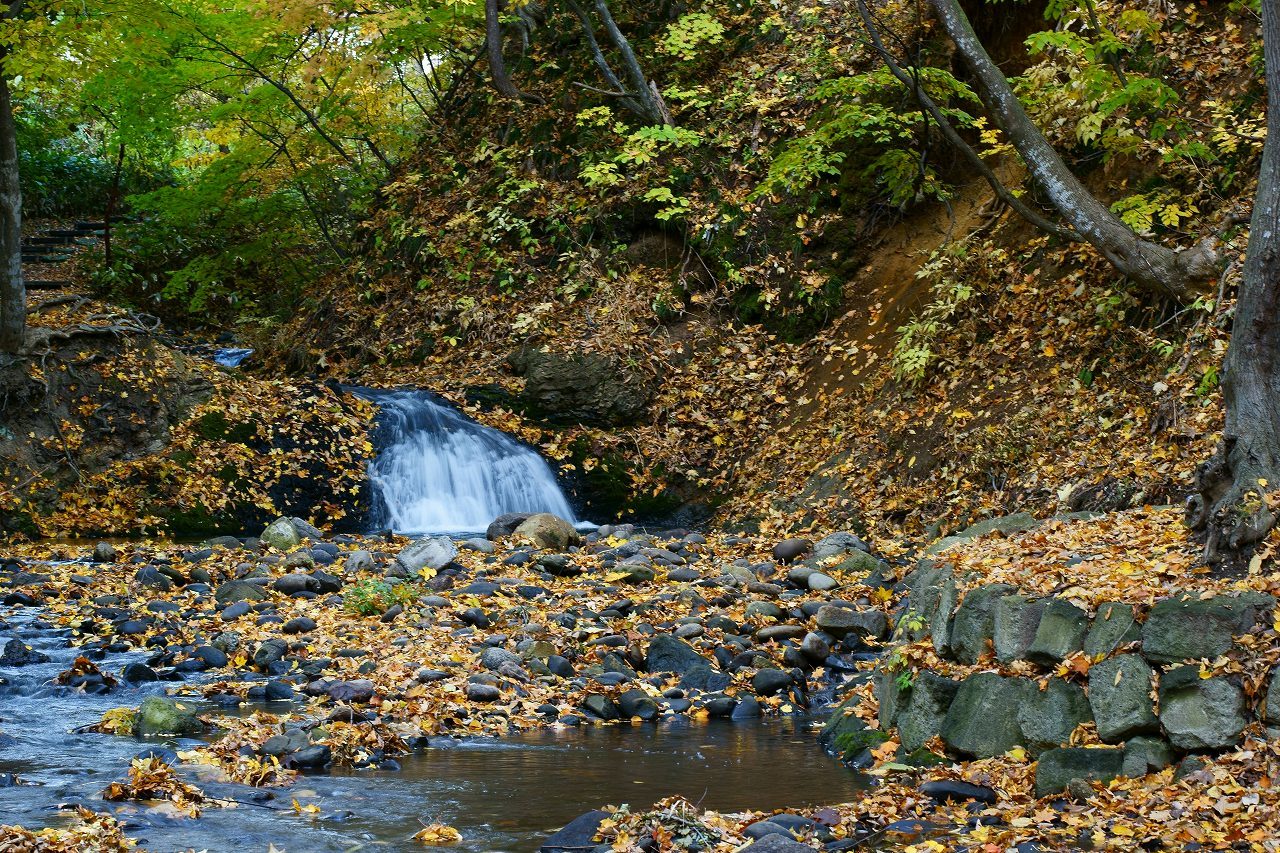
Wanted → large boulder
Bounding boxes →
[949,583,1016,664]
[1143,593,1273,664]
[486,513,532,541]
[902,561,954,641]
[1024,598,1088,665]
[940,673,1031,758]
[897,672,960,751]
[261,517,305,551]
[819,692,868,750]
[924,512,1037,555]
[538,810,608,853]
[512,348,650,426]
[213,579,269,607]
[1158,666,1247,751]
[389,537,458,578]
[1267,667,1280,726]
[1088,654,1158,743]
[1084,602,1140,658]
[135,696,204,736]
[645,635,706,674]
[993,595,1046,663]
[1034,747,1124,797]
[1017,678,1091,752]
[812,531,869,560]
[513,514,579,551]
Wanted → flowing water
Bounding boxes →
[0,613,865,852]
[354,388,579,536]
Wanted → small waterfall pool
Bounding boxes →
[353,388,579,535]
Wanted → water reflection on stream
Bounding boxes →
[0,614,866,852]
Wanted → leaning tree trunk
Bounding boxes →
[0,58,23,355]
[1186,0,1280,563]
[927,0,1219,303]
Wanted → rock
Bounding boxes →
[646,635,706,674]
[538,810,609,853]
[265,680,294,701]
[1159,666,1247,751]
[772,538,811,563]
[1122,736,1175,777]
[480,647,522,671]
[214,580,268,606]
[1034,747,1124,796]
[290,744,331,769]
[461,538,495,554]
[993,595,1046,663]
[1088,654,1158,743]
[618,689,659,720]
[1024,599,1088,665]
[746,600,784,621]
[920,780,997,804]
[0,638,49,667]
[391,537,458,578]
[679,664,731,692]
[582,694,620,720]
[274,574,315,595]
[136,696,203,736]
[261,517,304,551]
[898,672,960,752]
[513,348,650,426]
[755,624,805,642]
[752,668,793,696]
[221,601,251,621]
[925,512,1038,555]
[134,566,172,591]
[466,683,502,702]
[1084,602,1140,658]
[1017,678,1091,752]
[807,572,838,591]
[940,673,1030,758]
[1267,667,1280,725]
[283,617,317,635]
[815,605,886,639]
[122,662,159,682]
[950,584,1016,664]
[812,531,869,560]
[1143,594,1246,663]
[344,550,375,573]
[486,513,532,541]
[874,664,909,731]
[309,570,342,594]
[800,632,831,662]
[930,575,959,657]
[902,561,954,641]
[740,834,818,852]
[513,514,580,550]
[826,549,888,578]
[253,638,288,671]
[818,692,867,750]
[92,542,118,563]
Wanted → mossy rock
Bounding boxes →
[834,728,890,761]
[135,696,204,736]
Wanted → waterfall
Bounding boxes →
[354,388,578,535]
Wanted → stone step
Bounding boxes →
[25,279,69,290]
[45,229,80,239]
[27,236,72,247]
[74,221,106,233]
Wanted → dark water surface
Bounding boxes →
[0,614,866,852]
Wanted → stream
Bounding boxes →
[0,611,865,851]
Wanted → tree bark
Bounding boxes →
[0,53,24,355]
[485,0,543,103]
[927,0,1218,302]
[1186,0,1280,564]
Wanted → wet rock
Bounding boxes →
[752,668,793,696]
[950,584,1016,664]
[1142,593,1270,663]
[772,538,811,563]
[0,638,49,667]
[390,537,458,578]
[290,744,331,769]
[898,672,960,752]
[1088,654,1158,743]
[328,680,376,703]
[92,542,118,563]
[646,635,705,674]
[679,664,731,692]
[487,513,532,541]
[1017,677,1091,752]
[993,595,1046,663]
[253,638,288,670]
[920,780,997,804]
[514,514,580,550]
[618,689,659,720]
[462,538,495,554]
[194,646,228,668]
[1024,598,1088,665]
[941,673,1030,758]
[756,624,806,642]
[1084,602,1140,658]
[134,566,172,591]
[121,663,159,683]
[310,571,343,594]
[547,655,575,678]
[274,574,315,595]
[818,692,867,749]
[800,632,831,662]
[807,572,838,592]
[582,694,620,720]
[1159,666,1247,751]
[136,696,203,736]
[1034,747,1124,796]
[816,605,886,640]
[741,833,818,852]
[732,695,762,718]
[265,680,295,701]
[538,810,609,853]
[221,601,251,621]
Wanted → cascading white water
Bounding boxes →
[355,388,577,534]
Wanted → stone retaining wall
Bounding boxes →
[872,560,1278,795]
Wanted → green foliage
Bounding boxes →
[343,579,417,616]
[757,68,979,210]
[660,13,726,61]
[1110,191,1199,236]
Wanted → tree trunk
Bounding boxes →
[103,142,125,267]
[0,57,23,355]
[485,0,542,103]
[928,0,1219,302]
[1186,0,1280,564]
